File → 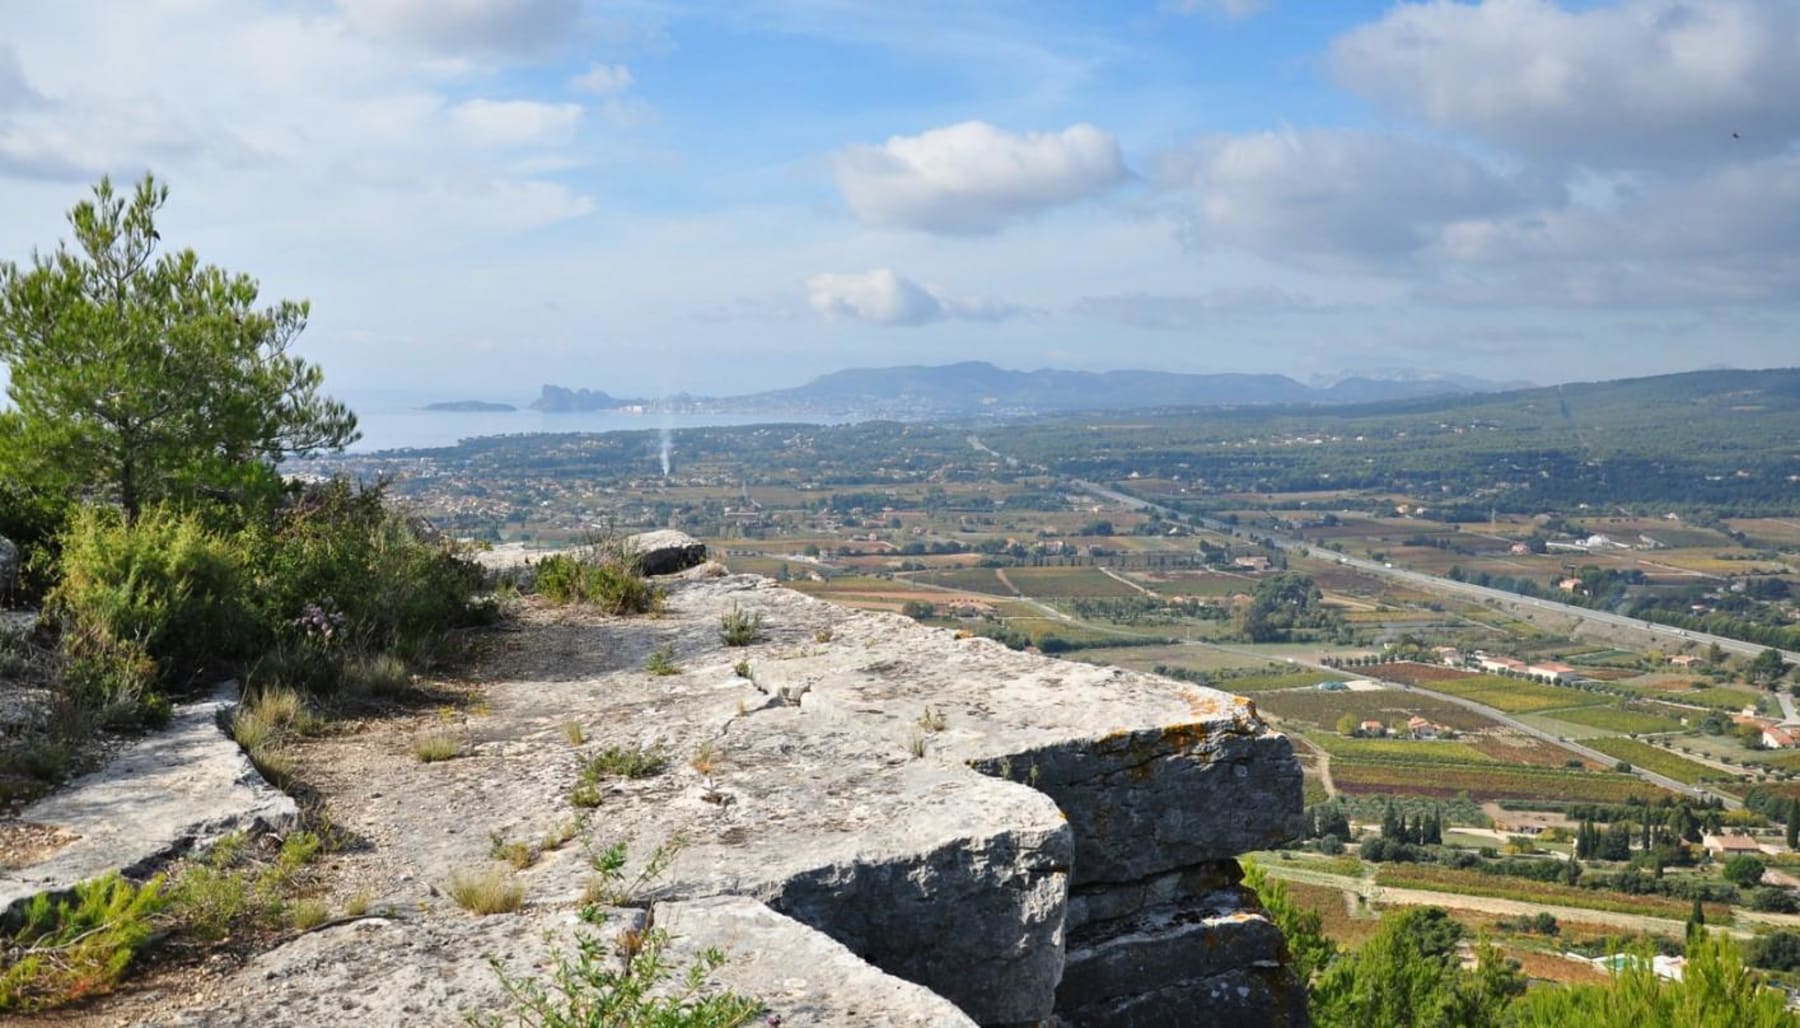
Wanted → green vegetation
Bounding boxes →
[1331,761,1667,804]
[718,605,762,647]
[448,868,525,915]
[412,731,461,763]
[1311,907,1523,1027]
[644,643,681,676]
[1372,865,1727,923]
[1546,705,1688,735]
[1510,930,1791,1027]
[583,744,671,781]
[480,909,761,1028]
[0,175,356,524]
[1582,738,1723,786]
[1413,675,1605,715]
[1308,736,1497,764]
[0,873,167,1012]
[534,551,659,615]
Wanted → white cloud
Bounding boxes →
[1427,153,1800,306]
[1168,0,1271,18]
[832,121,1126,234]
[1330,0,1800,169]
[1163,128,1550,269]
[451,99,582,147]
[333,0,580,58]
[805,268,1025,326]
[570,63,633,95]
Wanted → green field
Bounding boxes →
[1374,865,1730,923]
[1257,689,1502,733]
[1331,760,1669,804]
[1211,670,1351,693]
[1541,705,1688,735]
[909,568,1011,595]
[1001,566,1145,598]
[1413,675,1608,714]
[1307,736,1498,764]
[1581,738,1727,785]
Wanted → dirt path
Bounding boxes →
[1258,863,1750,940]
[1095,566,1155,597]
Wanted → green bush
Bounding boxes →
[534,552,658,615]
[50,506,249,720]
[0,872,167,1011]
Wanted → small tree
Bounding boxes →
[1721,854,1765,889]
[0,175,357,522]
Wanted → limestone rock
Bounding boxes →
[625,529,707,576]
[0,685,297,919]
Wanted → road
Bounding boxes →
[1053,464,1799,668]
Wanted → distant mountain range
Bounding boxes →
[522,361,1521,417]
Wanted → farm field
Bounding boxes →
[1000,566,1145,598]
[1404,675,1607,715]
[1581,738,1731,785]
[1256,689,1503,733]
[1066,644,1266,675]
[1535,705,1688,735]
[1307,736,1499,764]
[908,568,1012,595]
[1330,761,1669,804]
[1209,670,1351,693]
[1373,865,1730,923]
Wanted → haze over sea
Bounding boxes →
[343,398,838,453]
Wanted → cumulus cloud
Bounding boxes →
[1330,0,1800,169]
[1073,287,1316,328]
[805,268,1026,326]
[1162,128,1553,268]
[450,99,582,147]
[832,121,1126,234]
[570,63,633,95]
[1427,153,1800,306]
[334,0,580,58]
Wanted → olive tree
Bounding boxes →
[0,175,356,521]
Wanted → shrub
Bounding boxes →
[50,505,248,720]
[719,605,761,647]
[534,552,658,615]
[287,898,329,930]
[479,915,762,1028]
[0,872,167,1012]
[448,868,524,915]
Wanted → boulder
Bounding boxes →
[625,529,707,576]
[0,534,17,596]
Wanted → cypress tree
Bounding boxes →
[1786,798,1798,851]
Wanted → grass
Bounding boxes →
[1257,688,1500,733]
[489,832,538,870]
[644,644,681,676]
[1331,760,1670,804]
[1306,736,1499,764]
[1211,670,1352,693]
[534,552,659,615]
[344,653,412,697]
[1374,864,1730,924]
[561,721,586,746]
[719,605,762,646]
[583,744,670,780]
[1542,704,1687,735]
[448,868,524,915]
[288,898,329,930]
[1410,674,1608,714]
[1581,737,1725,785]
[413,731,461,763]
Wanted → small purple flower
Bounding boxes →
[292,600,347,640]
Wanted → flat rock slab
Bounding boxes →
[170,896,977,1027]
[0,686,296,919]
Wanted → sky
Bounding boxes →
[1,0,1798,403]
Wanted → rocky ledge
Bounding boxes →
[104,572,1305,1026]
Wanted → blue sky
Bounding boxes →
[2,0,1798,403]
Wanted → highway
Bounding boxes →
[1062,473,1800,670]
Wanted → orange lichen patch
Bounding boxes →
[1178,687,1229,720]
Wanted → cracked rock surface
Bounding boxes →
[56,574,1303,1026]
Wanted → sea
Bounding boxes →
[345,404,842,453]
